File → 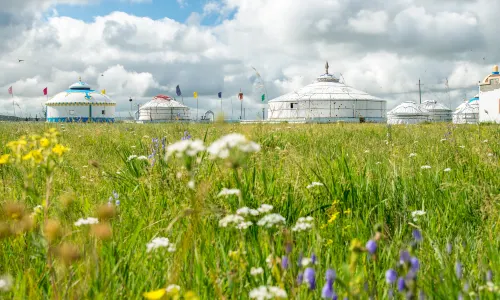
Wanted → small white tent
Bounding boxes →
[419,100,452,122]
[453,96,479,124]
[387,101,429,124]
[137,95,190,122]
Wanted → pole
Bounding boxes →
[244,108,246,119]
[196,98,198,121]
[231,96,233,121]
[240,89,243,120]
[12,93,15,117]
[416,79,424,104]
[262,108,265,120]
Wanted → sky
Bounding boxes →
[0,0,498,120]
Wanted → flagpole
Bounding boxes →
[12,92,15,117]
[196,97,198,121]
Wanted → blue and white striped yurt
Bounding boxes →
[45,78,115,123]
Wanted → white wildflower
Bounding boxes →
[459,145,465,149]
[487,153,493,157]
[250,267,264,276]
[420,165,431,169]
[444,168,451,172]
[266,254,273,268]
[167,244,176,253]
[146,237,173,253]
[409,153,417,158]
[166,284,181,294]
[364,150,370,153]
[187,180,195,189]
[440,139,447,142]
[207,133,261,159]
[74,217,99,226]
[166,139,205,159]
[83,165,88,168]
[257,204,273,213]
[127,155,137,161]
[131,145,136,148]
[292,217,314,232]
[249,286,287,300]
[0,275,13,292]
[219,215,245,227]
[236,221,253,230]
[411,210,426,222]
[257,213,286,228]
[137,156,148,160]
[218,188,241,197]
[376,161,381,165]
[33,205,43,214]
[483,139,488,143]
[301,257,312,267]
[306,182,324,189]
[116,171,121,175]
[236,207,260,216]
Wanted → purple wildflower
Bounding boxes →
[311,253,317,264]
[400,250,411,264]
[285,242,293,254]
[297,272,303,285]
[455,262,463,279]
[397,277,406,291]
[385,269,397,284]
[281,256,289,270]
[446,243,453,255]
[388,289,394,299]
[458,292,463,300]
[487,270,493,282]
[161,137,166,149]
[112,190,119,199]
[419,290,426,300]
[410,257,420,272]
[304,267,316,290]
[321,279,334,298]
[326,269,336,281]
[412,229,422,242]
[115,200,120,206]
[366,240,377,254]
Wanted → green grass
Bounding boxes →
[0,122,499,299]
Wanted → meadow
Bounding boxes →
[0,121,498,299]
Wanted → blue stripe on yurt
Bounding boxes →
[46,117,115,123]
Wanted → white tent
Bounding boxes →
[419,100,452,122]
[453,96,479,124]
[137,95,190,122]
[45,79,115,123]
[387,101,429,124]
[267,62,387,123]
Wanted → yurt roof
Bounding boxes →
[388,101,429,116]
[468,94,479,103]
[419,100,451,112]
[140,94,189,109]
[455,101,479,114]
[268,63,385,103]
[45,79,115,106]
[480,65,500,85]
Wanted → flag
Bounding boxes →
[193,92,198,98]
[218,92,222,98]
[43,87,48,96]
[101,89,106,94]
[176,85,182,96]
[261,94,265,101]
[8,86,12,95]
[238,92,243,100]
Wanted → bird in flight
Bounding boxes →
[18,59,24,62]
[101,74,104,76]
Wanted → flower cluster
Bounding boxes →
[74,217,99,227]
[306,182,323,189]
[166,139,205,159]
[146,237,176,253]
[249,286,287,299]
[207,133,261,159]
[292,216,314,232]
[219,214,253,230]
[256,214,286,229]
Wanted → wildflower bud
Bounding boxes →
[89,160,100,168]
[43,219,61,243]
[3,202,26,220]
[385,269,397,284]
[397,277,406,291]
[304,268,316,290]
[57,243,81,265]
[455,262,463,279]
[0,222,12,239]
[97,205,116,220]
[92,223,113,241]
[281,256,289,270]
[60,191,76,207]
[366,240,377,255]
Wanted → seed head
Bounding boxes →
[97,205,116,220]
[3,202,26,220]
[92,223,113,241]
[43,219,61,243]
[58,243,82,265]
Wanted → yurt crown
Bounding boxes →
[325,61,329,74]
[493,65,499,74]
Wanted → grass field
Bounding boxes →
[0,122,499,299]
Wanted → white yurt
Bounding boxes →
[267,62,387,123]
[452,95,479,124]
[418,100,452,122]
[387,101,430,124]
[45,78,115,122]
[137,94,190,122]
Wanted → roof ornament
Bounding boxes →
[79,76,81,82]
[325,61,329,74]
[493,65,499,74]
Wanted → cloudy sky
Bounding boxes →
[0,0,498,120]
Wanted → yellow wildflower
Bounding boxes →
[49,128,58,134]
[52,144,69,156]
[344,208,351,214]
[325,239,333,246]
[22,151,33,161]
[0,154,9,165]
[40,138,50,148]
[143,289,166,300]
[327,211,339,224]
[32,150,44,164]
[184,291,200,300]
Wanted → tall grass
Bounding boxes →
[0,122,499,299]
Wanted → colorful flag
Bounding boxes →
[101,89,106,94]
[238,92,243,100]
[193,92,198,98]
[261,94,265,101]
[176,85,182,96]
[218,92,222,98]
[8,86,12,95]
[43,87,48,96]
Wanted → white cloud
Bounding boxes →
[348,10,389,34]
